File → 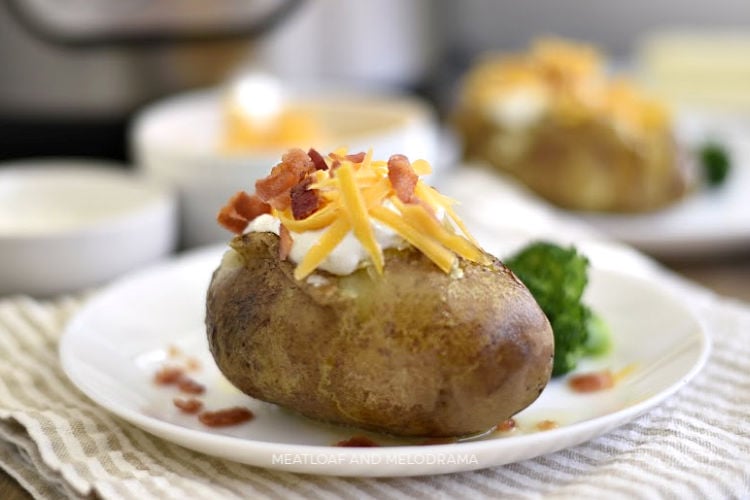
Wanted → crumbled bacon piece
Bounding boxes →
[387,154,418,203]
[217,191,270,234]
[329,151,366,164]
[291,177,321,220]
[568,370,614,393]
[235,192,271,220]
[495,418,516,432]
[177,376,205,395]
[329,159,341,172]
[154,365,205,394]
[345,151,366,163]
[173,397,203,414]
[308,148,328,171]
[278,224,292,260]
[255,148,315,210]
[335,436,380,447]
[198,407,254,427]
[153,366,184,385]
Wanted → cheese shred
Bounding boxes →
[271,148,488,279]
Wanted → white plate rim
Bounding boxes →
[59,245,711,477]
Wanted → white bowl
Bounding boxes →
[0,160,177,297]
[131,88,441,248]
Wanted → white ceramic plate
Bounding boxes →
[59,245,709,477]
[577,110,750,257]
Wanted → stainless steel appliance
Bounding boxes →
[0,0,301,161]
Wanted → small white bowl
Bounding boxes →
[131,88,441,248]
[0,160,177,297]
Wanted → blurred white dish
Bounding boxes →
[0,160,177,297]
[578,109,750,258]
[132,88,440,248]
[59,243,708,476]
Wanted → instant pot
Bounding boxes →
[0,0,302,161]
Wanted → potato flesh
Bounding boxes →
[206,232,554,437]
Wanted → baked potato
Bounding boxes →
[206,231,553,437]
[454,38,693,213]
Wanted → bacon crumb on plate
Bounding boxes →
[173,397,203,414]
[177,376,205,395]
[198,407,255,427]
[153,366,185,385]
[568,370,615,393]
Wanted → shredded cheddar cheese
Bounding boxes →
[269,148,490,279]
[459,37,671,134]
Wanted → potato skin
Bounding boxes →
[206,232,553,437]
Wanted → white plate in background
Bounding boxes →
[579,109,750,258]
[59,244,709,477]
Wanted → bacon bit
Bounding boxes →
[345,151,366,163]
[335,436,380,447]
[536,420,558,431]
[154,365,204,394]
[495,419,516,432]
[278,224,293,260]
[419,437,457,445]
[568,370,615,393]
[173,397,203,414]
[329,151,366,164]
[153,366,184,385]
[255,148,315,210]
[235,192,271,220]
[217,208,248,234]
[255,169,297,210]
[308,148,328,171]
[167,345,181,358]
[387,154,418,203]
[291,177,321,220]
[217,195,250,234]
[216,191,270,235]
[199,407,254,427]
[177,376,205,395]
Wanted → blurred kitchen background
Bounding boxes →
[2,0,749,163]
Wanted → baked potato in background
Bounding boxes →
[453,38,694,213]
[458,117,691,212]
[206,231,554,438]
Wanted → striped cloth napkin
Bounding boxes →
[1,169,749,499]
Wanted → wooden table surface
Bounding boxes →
[1,258,748,499]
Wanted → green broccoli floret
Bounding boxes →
[699,142,731,187]
[505,241,609,376]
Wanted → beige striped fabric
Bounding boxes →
[1,168,749,499]
[0,282,749,499]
